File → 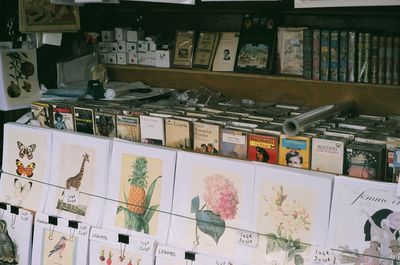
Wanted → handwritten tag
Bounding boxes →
[62,189,80,206]
[236,230,258,247]
[310,247,334,265]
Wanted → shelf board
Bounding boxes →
[107,64,400,115]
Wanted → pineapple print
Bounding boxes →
[127,157,148,214]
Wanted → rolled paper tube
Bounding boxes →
[282,99,354,136]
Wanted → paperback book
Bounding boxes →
[247,133,279,164]
[277,27,307,76]
[279,135,311,169]
[212,32,240,72]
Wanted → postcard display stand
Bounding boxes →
[1,123,400,264]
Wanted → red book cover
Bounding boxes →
[247,133,278,164]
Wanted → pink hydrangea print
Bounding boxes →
[203,174,239,220]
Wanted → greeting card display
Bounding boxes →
[44,130,111,226]
[0,123,52,212]
[328,176,400,265]
[168,151,255,262]
[31,212,90,265]
[89,227,156,265]
[0,204,34,265]
[248,164,333,265]
[101,139,176,244]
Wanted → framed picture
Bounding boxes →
[173,30,195,68]
[295,0,400,8]
[192,31,220,70]
[19,0,80,32]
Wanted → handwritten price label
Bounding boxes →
[311,247,335,265]
[236,230,258,247]
[62,189,80,206]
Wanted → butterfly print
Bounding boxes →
[17,141,36,160]
[16,159,36,178]
[13,178,32,204]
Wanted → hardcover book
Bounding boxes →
[320,29,330,81]
[192,31,219,70]
[329,30,339,81]
[303,28,313,79]
[212,32,240,72]
[363,33,372,83]
[52,102,74,131]
[139,115,165,146]
[312,29,321,80]
[165,117,193,149]
[357,33,365,83]
[278,135,311,169]
[173,30,195,68]
[348,31,357,83]
[277,27,307,76]
[247,133,279,164]
[116,114,141,142]
[386,36,394,85]
[248,164,333,265]
[74,106,95,134]
[311,136,348,174]
[193,121,220,154]
[220,128,248,159]
[393,37,400,85]
[339,30,348,82]
[31,100,53,128]
[378,36,386,84]
[234,13,278,74]
[370,35,379,84]
[328,176,399,265]
[101,139,176,243]
[0,123,52,212]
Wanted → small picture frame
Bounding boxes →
[19,0,80,32]
[173,30,195,68]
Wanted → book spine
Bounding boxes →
[386,36,394,85]
[303,29,313,80]
[357,33,365,83]
[320,29,330,81]
[339,30,348,82]
[329,30,339,81]
[312,29,320,80]
[348,31,356,83]
[393,36,400,86]
[370,35,379,84]
[363,33,371,83]
[378,36,386,84]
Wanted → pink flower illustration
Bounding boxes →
[203,174,239,220]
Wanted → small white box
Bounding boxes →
[146,51,156,66]
[101,30,115,42]
[138,52,147,65]
[148,41,157,51]
[127,30,145,42]
[99,53,108,64]
[107,42,118,53]
[126,42,137,53]
[117,53,128,65]
[156,50,171,68]
[107,53,117,64]
[138,40,149,52]
[128,53,138,64]
[98,42,108,53]
[117,41,127,52]
[115,27,131,41]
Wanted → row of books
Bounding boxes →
[31,98,400,182]
[302,29,400,85]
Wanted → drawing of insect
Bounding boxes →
[16,159,36,178]
[17,141,36,160]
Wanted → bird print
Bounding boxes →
[0,219,17,265]
[48,236,67,259]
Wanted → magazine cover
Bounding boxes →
[101,139,176,244]
[89,227,156,265]
[0,123,52,212]
[328,176,400,265]
[168,151,255,262]
[44,130,111,226]
[0,204,34,265]
[278,135,311,169]
[248,164,333,265]
[31,212,90,265]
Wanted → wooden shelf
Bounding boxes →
[107,64,400,116]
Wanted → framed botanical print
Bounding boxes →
[19,0,80,32]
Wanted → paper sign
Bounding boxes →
[310,247,334,265]
[236,230,258,247]
[62,189,80,205]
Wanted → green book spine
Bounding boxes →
[303,29,313,80]
[339,30,348,82]
[370,35,379,84]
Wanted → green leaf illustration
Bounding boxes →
[266,240,277,254]
[144,176,161,211]
[139,216,149,234]
[144,205,159,223]
[117,206,127,214]
[287,247,297,261]
[195,210,225,244]
[276,238,286,249]
[191,196,200,213]
[266,233,277,240]
[297,243,308,253]
[294,254,304,265]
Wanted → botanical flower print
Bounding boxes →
[191,174,239,245]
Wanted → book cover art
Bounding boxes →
[192,31,219,70]
[52,104,74,131]
[74,106,94,134]
[140,115,165,146]
[329,30,339,81]
[378,36,386,84]
[95,112,116,137]
[320,29,330,81]
[303,28,313,79]
[339,30,348,82]
[386,36,394,85]
[116,115,140,142]
[247,133,278,164]
[278,135,311,169]
[277,27,306,76]
[328,176,399,265]
[212,32,240,72]
[173,30,195,68]
[193,122,220,154]
[393,37,400,85]
[31,101,52,128]
[220,128,248,159]
[311,137,347,174]
[312,29,321,80]
[234,13,278,74]
[165,118,193,149]
[348,31,357,83]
